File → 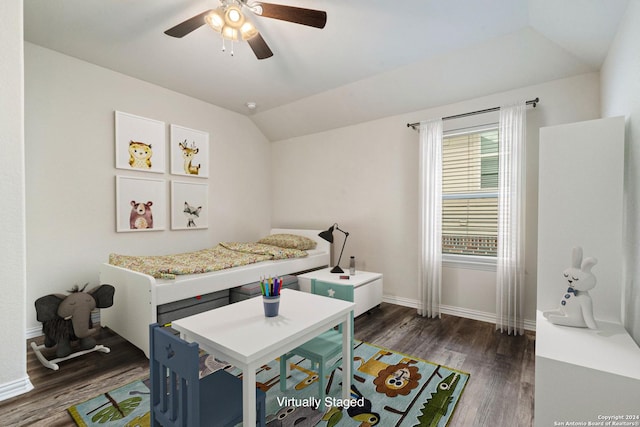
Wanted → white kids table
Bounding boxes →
[172,289,355,426]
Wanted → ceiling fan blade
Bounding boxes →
[247,32,274,60]
[164,9,213,38]
[256,2,327,29]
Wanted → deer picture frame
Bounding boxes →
[170,124,209,178]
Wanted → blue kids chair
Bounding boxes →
[149,323,266,427]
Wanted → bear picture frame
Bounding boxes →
[115,111,166,174]
[170,180,208,230]
[116,175,167,232]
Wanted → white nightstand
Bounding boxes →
[297,268,383,317]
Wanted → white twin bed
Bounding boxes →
[99,229,330,357]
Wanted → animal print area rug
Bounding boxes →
[68,341,469,427]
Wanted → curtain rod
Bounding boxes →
[406,97,539,130]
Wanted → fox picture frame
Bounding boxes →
[171,180,208,230]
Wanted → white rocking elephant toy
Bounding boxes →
[543,247,598,329]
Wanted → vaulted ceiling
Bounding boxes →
[24,0,630,140]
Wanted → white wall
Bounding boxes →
[0,0,33,401]
[23,44,272,333]
[538,117,625,323]
[271,73,600,325]
[601,0,640,345]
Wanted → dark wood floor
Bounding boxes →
[355,304,535,426]
[0,303,535,426]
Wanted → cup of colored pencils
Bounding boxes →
[261,276,281,317]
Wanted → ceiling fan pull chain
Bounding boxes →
[231,39,235,56]
[221,38,226,52]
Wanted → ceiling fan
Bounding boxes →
[164,0,327,60]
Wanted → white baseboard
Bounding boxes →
[382,294,421,309]
[26,301,536,341]
[382,295,536,332]
[25,326,41,340]
[0,376,34,402]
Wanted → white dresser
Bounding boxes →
[535,117,640,425]
[297,268,383,317]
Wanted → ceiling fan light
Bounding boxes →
[224,5,245,29]
[205,9,224,32]
[240,22,258,40]
[228,9,241,22]
[221,25,239,41]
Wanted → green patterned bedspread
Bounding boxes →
[108,242,308,279]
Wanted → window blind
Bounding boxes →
[442,129,499,256]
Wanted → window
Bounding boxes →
[442,127,499,258]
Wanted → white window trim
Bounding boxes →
[443,253,497,271]
[444,122,498,138]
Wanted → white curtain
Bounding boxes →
[496,102,527,335]
[418,119,443,318]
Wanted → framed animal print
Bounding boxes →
[171,181,208,230]
[116,176,167,232]
[170,124,209,178]
[115,111,166,173]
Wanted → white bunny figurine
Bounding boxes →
[543,247,598,329]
